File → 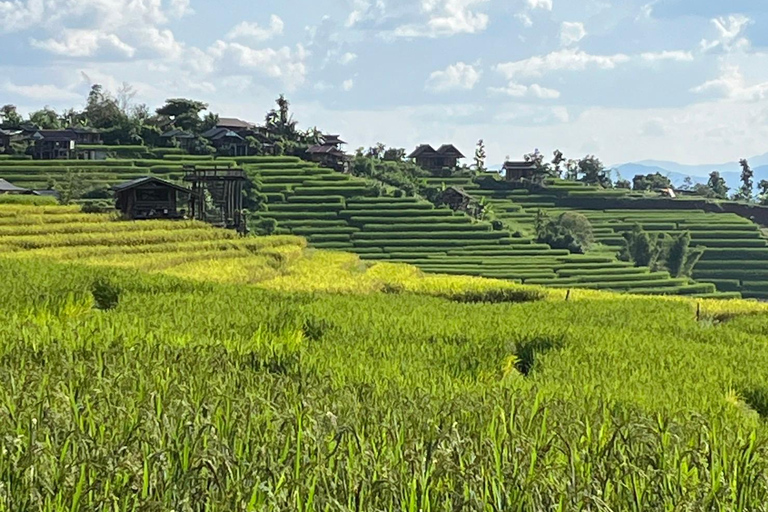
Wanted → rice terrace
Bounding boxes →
[5,1,768,509]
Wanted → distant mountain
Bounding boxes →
[613,154,768,193]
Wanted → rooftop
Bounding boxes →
[0,179,28,193]
[217,118,254,129]
[112,176,191,194]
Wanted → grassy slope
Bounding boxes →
[0,155,762,298]
[2,205,768,507]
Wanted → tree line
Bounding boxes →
[0,85,322,158]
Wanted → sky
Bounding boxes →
[1,0,768,167]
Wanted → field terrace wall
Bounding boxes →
[249,161,724,298]
[465,176,768,299]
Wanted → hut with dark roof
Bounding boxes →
[201,127,248,156]
[408,144,465,172]
[502,161,540,181]
[30,130,77,160]
[113,177,191,220]
[306,134,348,171]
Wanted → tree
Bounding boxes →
[28,107,61,129]
[535,210,594,254]
[735,159,754,202]
[201,112,220,132]
[632,172,672,192]
[619,224,665,269]
[665,231,704,278]
[706,171,729,199]
[383,148,406,161]
[474,139,487,173]
[265,94,299,140]
[0,105,23,128]
[577,155,611,187]
[84,84,124,129]
[759,180,768,205]
[680,176,693,191]
[53,169,87,205]
[615,179,631,189]
[551,150,565,178]
[156,98,208,132]
[366,143,387,159]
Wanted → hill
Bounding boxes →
[614,153,768,192]
[2,203,768,508]
[5,154,768,299]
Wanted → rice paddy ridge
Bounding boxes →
[250,162,727,297]
[453,174,768,299]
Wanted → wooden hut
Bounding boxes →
[503,161,540,181]
[183,166,248,229]
[112,177,190,220]
[408,144,465,172]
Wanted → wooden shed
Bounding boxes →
[113,177,190,220]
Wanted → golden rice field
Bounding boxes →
[3,203,768,509]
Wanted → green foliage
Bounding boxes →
[91,276,121,310]
[707,171,730,199]
[535,210,594,254]
[156,98,209,132]
[2,257,768,508]
[619,224,664,268]
[620,225,703,278]
[0,104,23,129]
[474,139,487,172]
[52,169,87,205]
[28,107,62,129]
[666,231,705,278]
[735,159,754,202]
[632,172,672,191]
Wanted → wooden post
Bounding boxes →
[565,289,571,302]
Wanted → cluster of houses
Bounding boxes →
[0,126,104,160]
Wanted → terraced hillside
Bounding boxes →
[460,175,768,299]
[249,161,724,297]
[0,155,744,297]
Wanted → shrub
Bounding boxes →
[439,288,546,304]
[535,211,594,254]
[91,277,121,311]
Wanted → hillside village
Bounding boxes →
[3,88,768,300]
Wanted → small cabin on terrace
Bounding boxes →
[30,130,78,160]
[503,161,539,181]
[306,134,348,171]
[113,177,190,220]
[201,127,248,156]
[408,144,465,172]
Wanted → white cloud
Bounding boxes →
[526,0,553,10]
[31,29,136,58]
[3,81,81,102]
[640,50,694,62]
[227,15,284,42]
[339,52,358,65]
[691,63,768,102]
[560,22,586,47]
[490,82,560,99]
[515,13,533,27]
[342,79,355,91]
[391,0,490,38]
[346,0,386,27]
[426,62,482,92]
[207,41,309,90]
[639,118,666,137]
[496,48,630,79]
[700,15,752,54]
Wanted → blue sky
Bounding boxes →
[1,0,767,166]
